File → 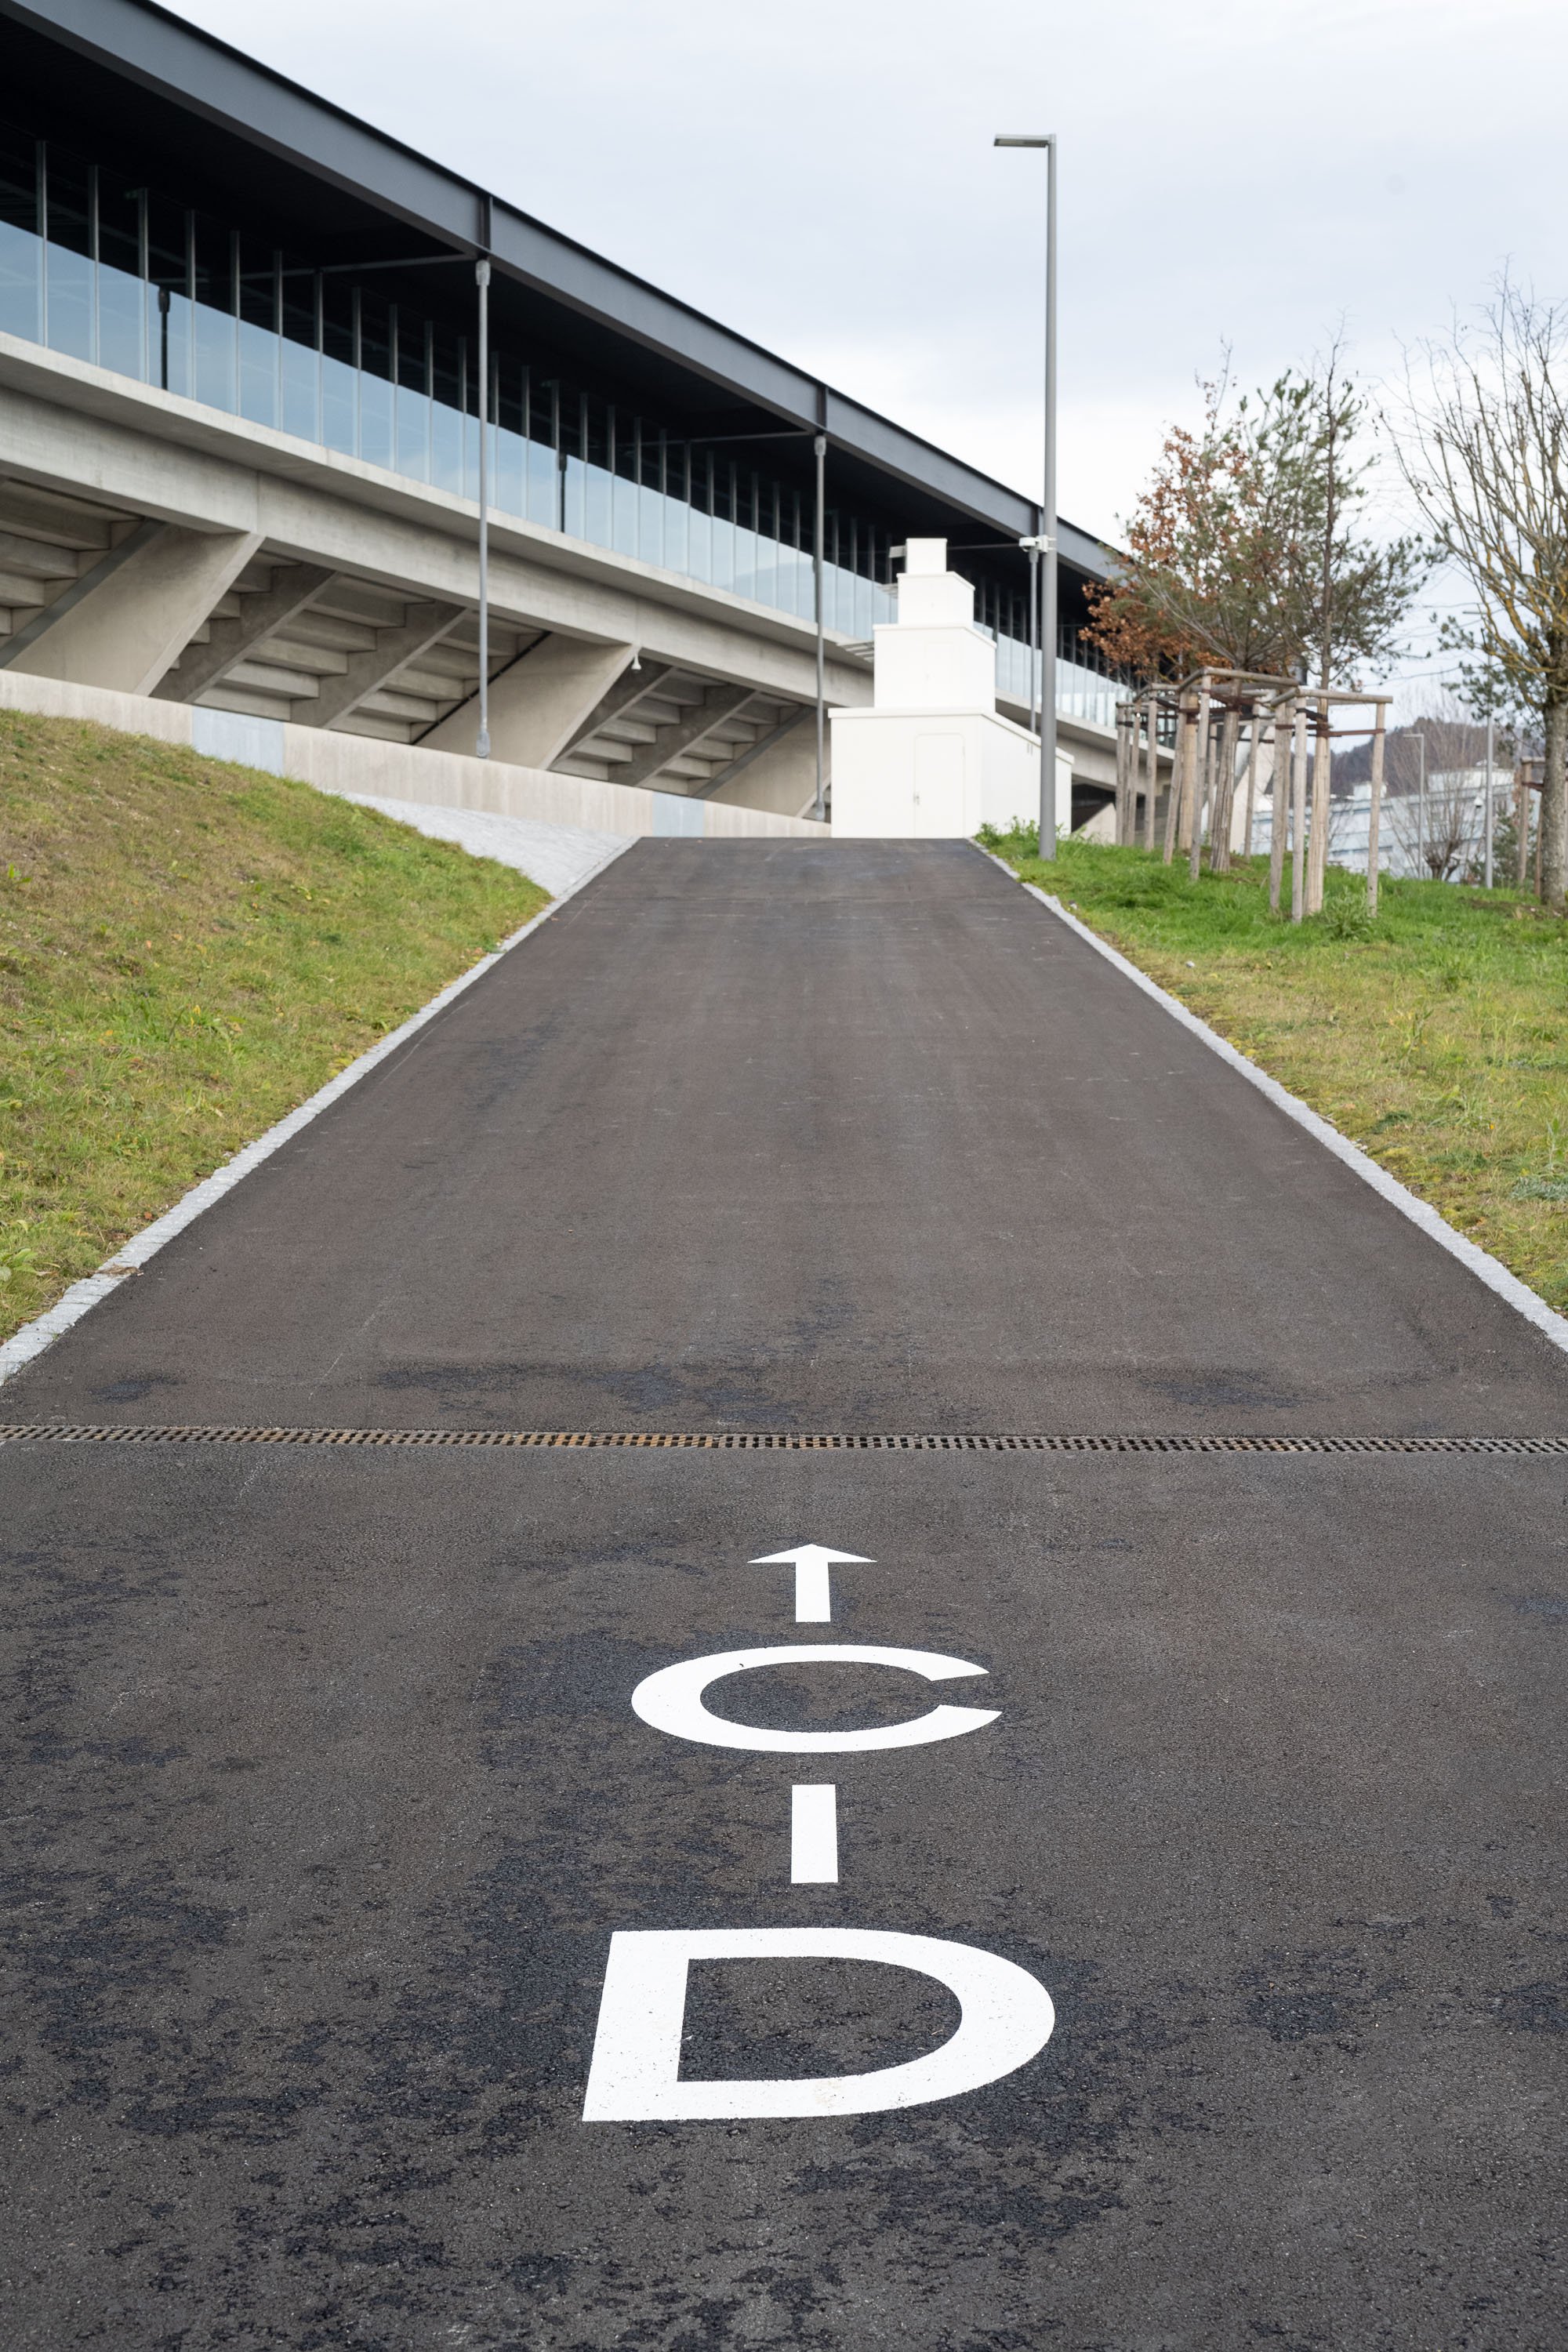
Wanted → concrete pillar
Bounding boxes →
[6,524,264,695]
[421,633,635,767]
[706,720,818,819]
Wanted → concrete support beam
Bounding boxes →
[299,601,464,728]
[552,656,673,765]
[154,564,336,702]
[422,633,635,765]
[616,684,758,789]
[696,706,811,804]
[2,523,264,694]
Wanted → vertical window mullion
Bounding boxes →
[459,330,469,496]
[389,300,398,469]
[87,163,99,365]
[36,143,46,343]
[136,187,148,383]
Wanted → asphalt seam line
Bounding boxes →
[0,835,633,1390]
[978,848,1568,1361]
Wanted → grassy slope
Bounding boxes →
[0,711,547,1344]
[979,824,1568,1312]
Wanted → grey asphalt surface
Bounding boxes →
[2,840,1566,2350]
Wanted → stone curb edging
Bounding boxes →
[976,845,1568,1363]
[0,837,633,1388]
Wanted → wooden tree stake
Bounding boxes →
[1367,702,1386,916]
[1142,702,1159,850]
[1210,704,1240,872]
[1290,699,1309,922]
[1307,695,1331,914]
[1242,704,1265,860]
[1187,674,1212,880]
[1269,695,1293,913]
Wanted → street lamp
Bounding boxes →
[995,132,1058,860]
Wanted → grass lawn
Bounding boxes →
[978,822,1568,1312]
[1,710,547,1346]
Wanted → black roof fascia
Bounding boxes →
[1,0,1111,580]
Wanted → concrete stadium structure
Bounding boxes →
[0,0,1128,839]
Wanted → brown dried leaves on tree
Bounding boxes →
[1087,367,1425,698]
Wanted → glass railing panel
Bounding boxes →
[526,439,557,527]
[687,505,712,584]
[637,481,663,568]
[45,239,93,361]
[583,462,612,550]
[155,288,193,398]
[491,423,524,517]
[661,491,688,576]
[561,452,586,540]
[610,473,637,557]
[710,515,735,593]
[358,372,393,471]
[97,260,147,383]
[193,299,237,414]
[0,223,42,341]
[852,571,874,639]
[238,318,278,428]
[281,336,318,441]
[395,384,430,481]
[431,397,463,496]
[322,351,357,456]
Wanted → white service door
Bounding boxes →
[913,732,966,837]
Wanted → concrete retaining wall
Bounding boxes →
[0,670,827,841]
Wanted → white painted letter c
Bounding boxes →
[629,1643,1000,1754]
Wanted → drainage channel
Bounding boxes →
[1,1428,1565,1454]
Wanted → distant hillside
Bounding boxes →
[1330,718,1493,795]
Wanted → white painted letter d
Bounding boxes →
[582,1927,1054,2122]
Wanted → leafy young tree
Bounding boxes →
[1081,375,1301,677]
[1087,358,1426,692]
[1395,282,1568,910]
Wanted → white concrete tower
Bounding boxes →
[829,539,1069,838]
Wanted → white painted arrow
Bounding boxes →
[750,1544,874,1624]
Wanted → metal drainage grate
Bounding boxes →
[0,1427,1565,1454]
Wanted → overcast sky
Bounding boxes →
[171,0,1567,698]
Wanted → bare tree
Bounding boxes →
[1381,705,1486,880]
[1395,281,1568,909]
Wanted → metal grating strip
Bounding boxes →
[0,1427,1564,1454]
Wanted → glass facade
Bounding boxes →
[0,118,1127,726]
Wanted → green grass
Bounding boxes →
[978,821,1568,1310]
[0,710,547,1343]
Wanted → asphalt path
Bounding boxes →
[2,841,1565,2349]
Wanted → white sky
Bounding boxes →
[169,0,1568,701]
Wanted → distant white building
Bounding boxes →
[1252,769,1505,880]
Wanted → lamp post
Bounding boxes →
[995,132,1058,860]
[475,256,491,759]
[813,431,827,822]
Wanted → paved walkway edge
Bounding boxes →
[1008,865,1568,1361]
[0,838,633,1389]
